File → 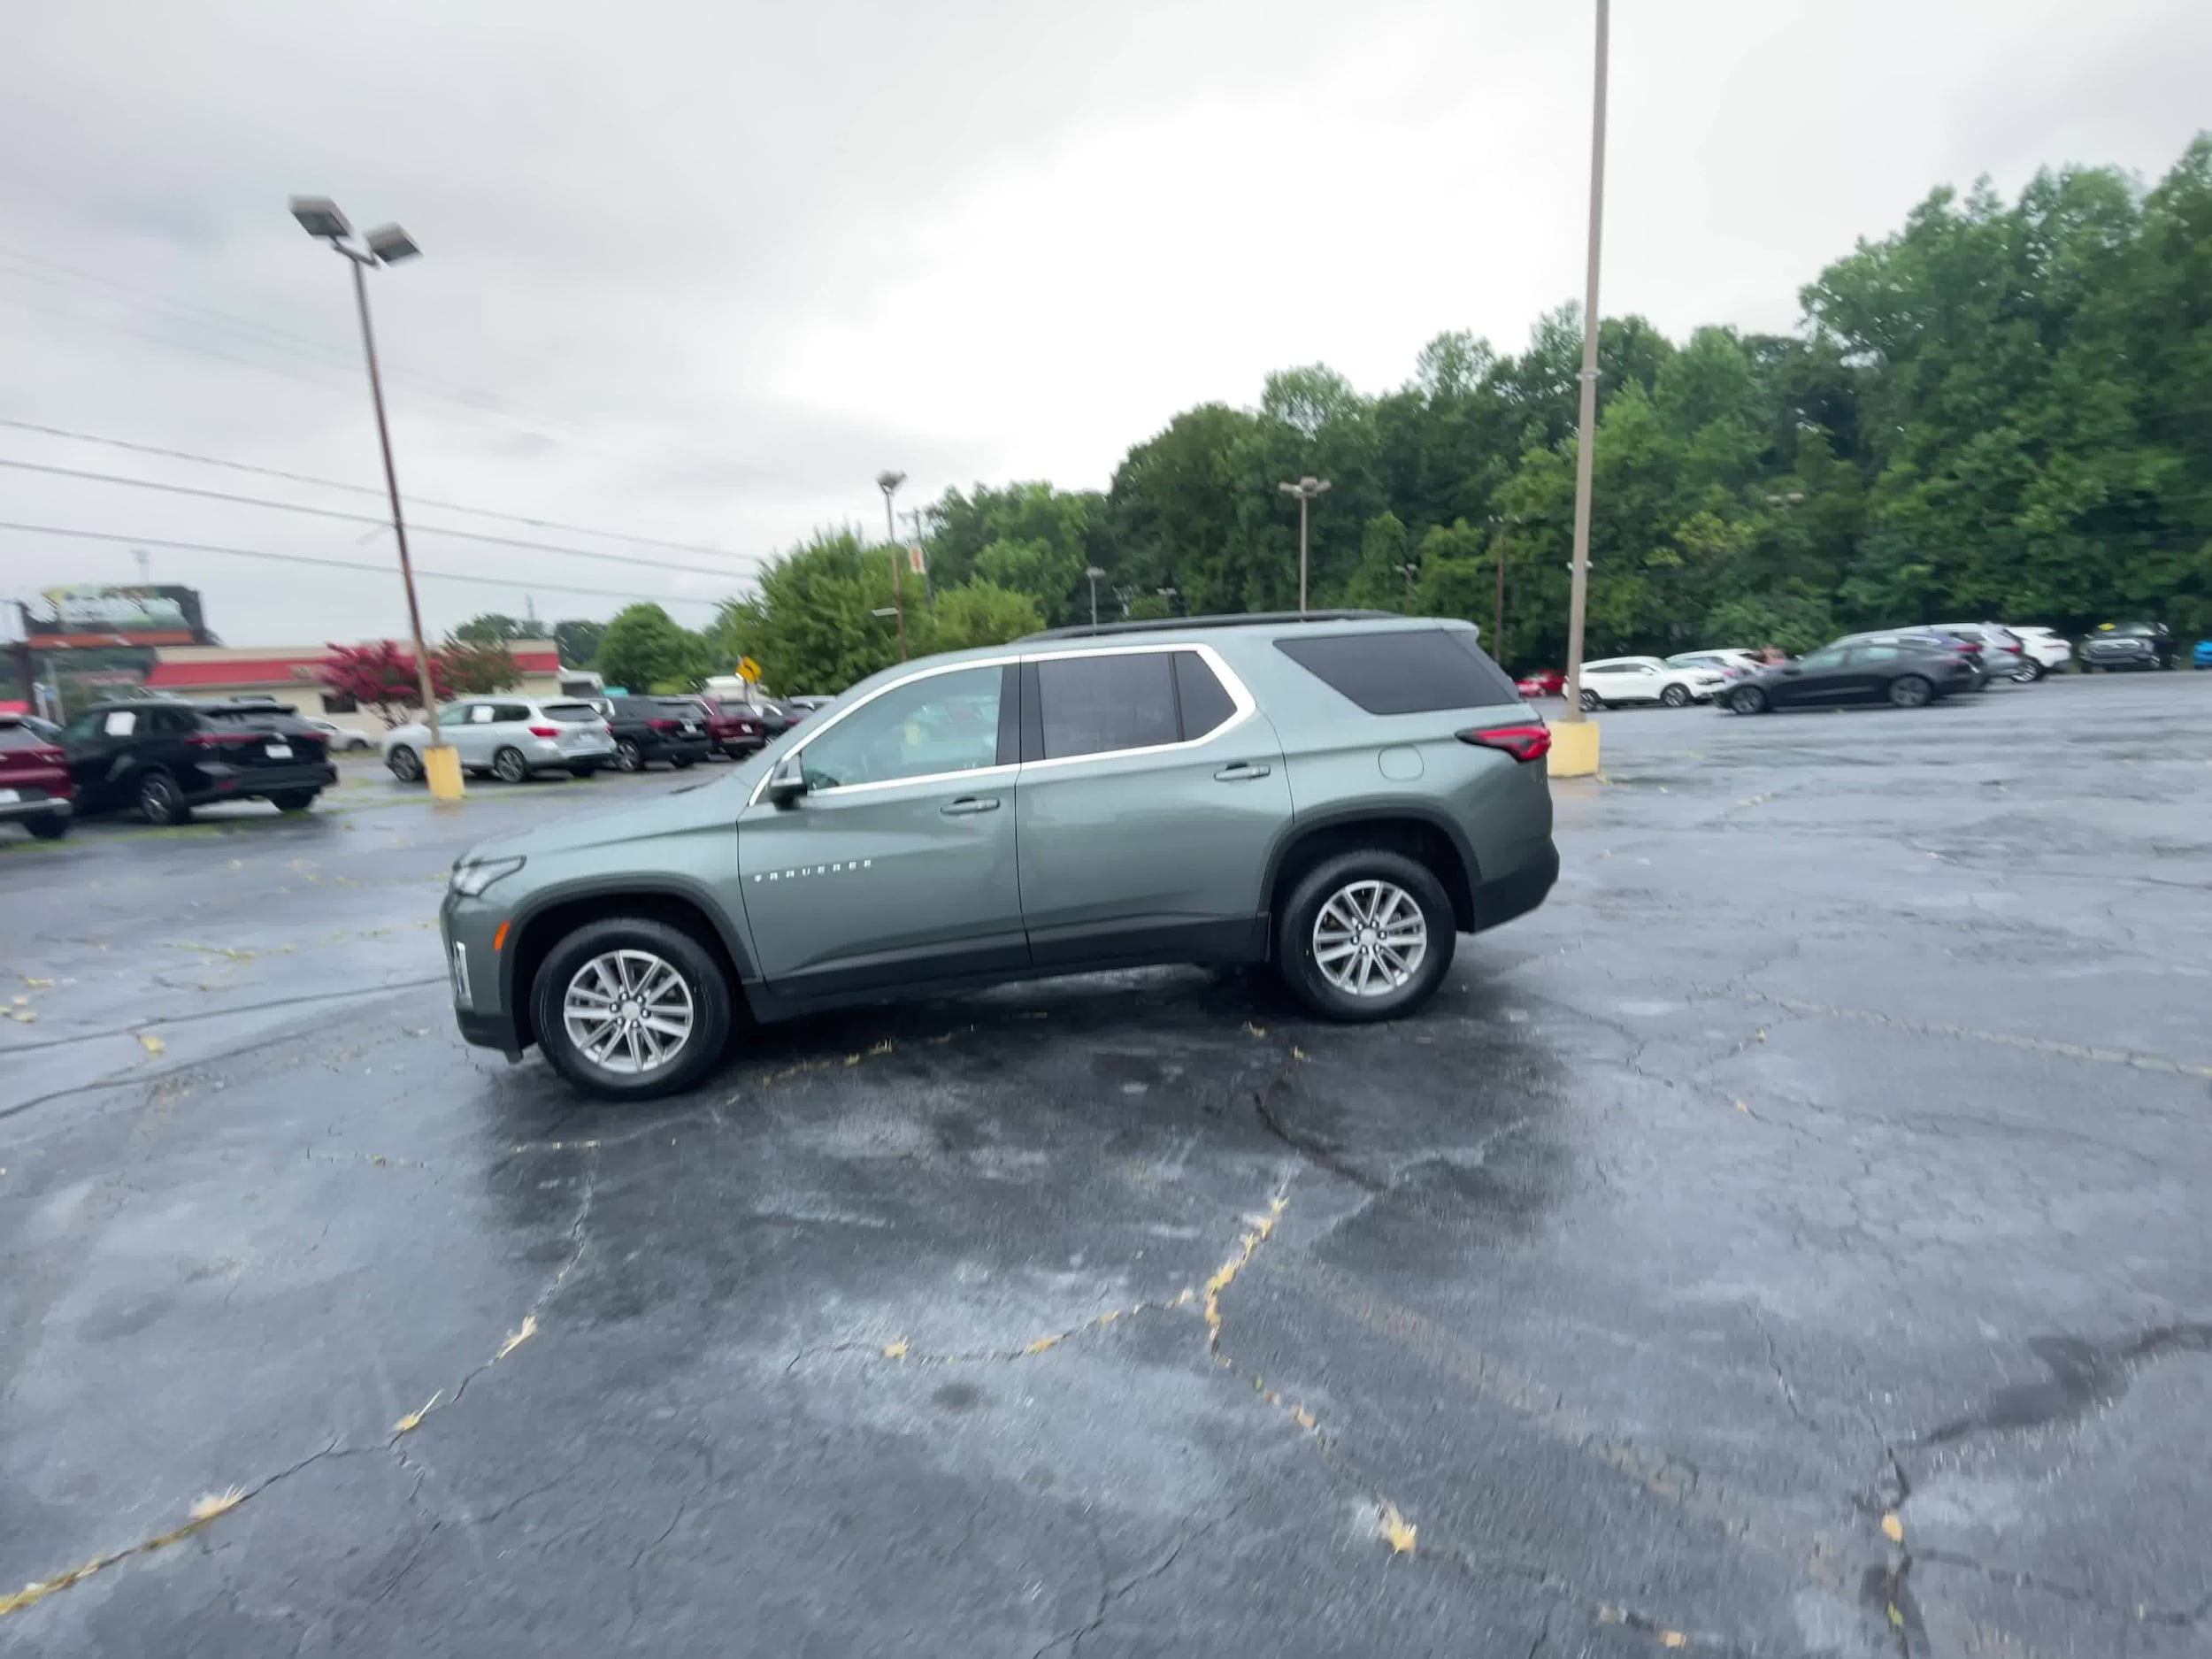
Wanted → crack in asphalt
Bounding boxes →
[1738,991,2212,1079]
[1030,1497,1253,1659]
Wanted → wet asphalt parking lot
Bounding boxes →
[3,672,2209,1658]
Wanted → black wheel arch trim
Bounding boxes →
[1259,803,1483,930]
[497,874,758,1029]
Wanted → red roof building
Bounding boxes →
[142,641,575,738]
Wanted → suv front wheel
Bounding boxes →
[531,917,733,1099]
[1277,850,1455,1023]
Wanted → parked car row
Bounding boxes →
[1,696,340,836]
[377,693,823,787]
[1514,618,2205,715]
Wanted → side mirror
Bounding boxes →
[764,755,809,807]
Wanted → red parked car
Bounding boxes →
[698,697,770,758]
[1516,668,1565,699]
[0,712,73,840]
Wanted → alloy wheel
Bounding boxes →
[1311,879,1428,998]
[561,949,695,1075]
[617,740,642,772]
[494,749,528,783]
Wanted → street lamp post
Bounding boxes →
[1084,565,1106,627]
[1553,0,1609,779]
[1276,476,1331,615]
[875,470,908,661]
[288,196,460,799]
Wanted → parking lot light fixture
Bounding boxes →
[290,195,460,801]
[1277,477,1331,616]
[875,471,908,661]
[1085,565,1106,626]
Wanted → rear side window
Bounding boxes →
[1036,652,1179,759]
[0,724,44,750]
[1275,628,1518,714]
[542,702,599,722]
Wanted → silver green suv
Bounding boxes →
[441,613,1558,1099]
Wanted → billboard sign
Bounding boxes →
[21,584,210,648]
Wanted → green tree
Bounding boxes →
[596,603,708,694]
[552,618,606,668]
[931,580,1045,651]
[453,612,531,644]
[438,634,522,695]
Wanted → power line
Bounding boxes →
[0,457,762,581]
[0,521,726,611]
[0,418,754,559]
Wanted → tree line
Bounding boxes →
[541,136,2212,691]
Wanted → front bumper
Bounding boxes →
[442,894,525,1056]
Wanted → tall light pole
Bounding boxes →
[289,196,459,799]
[1084,565,1106,627]
[1554,0,1609,778]
[875,470,908,661]
[1277,476,1332,615]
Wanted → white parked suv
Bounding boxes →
[383,695,616,784]
[1578,656,1730,710]
[2002,626,2073,681]
[1665,648,1763,680]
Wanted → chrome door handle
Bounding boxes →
[940,796,1001,815]
[1213,762,1271,781]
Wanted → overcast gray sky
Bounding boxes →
[2,0,2206,647]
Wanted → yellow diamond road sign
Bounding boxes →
[737,656,763,683]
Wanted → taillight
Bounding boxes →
[649,718,678,732]
[1458,723,1553,763]
[528,724,560,737]
[1953,640,1981,653]
[188,731,259,748]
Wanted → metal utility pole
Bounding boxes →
[1493,521,1507,660]
[875,470,908,660]
[1562,0,1609,729]
[1277,476,1331,615]
[289,197,455,792]
[1084,565,1105,626]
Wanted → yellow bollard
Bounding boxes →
[421,744,465,802]
[1548,719,1600,778]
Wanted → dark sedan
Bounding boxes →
[2079,621,2175,672]
[1723,640,1977,714]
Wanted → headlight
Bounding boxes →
[449,855,525,897]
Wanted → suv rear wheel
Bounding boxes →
[492,746,530,784]
[1277,849,1455,1023]
[138,770,190,826]
[531,917,733,1099]
[388,745,423,782]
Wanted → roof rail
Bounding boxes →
[1021,609,1401,642]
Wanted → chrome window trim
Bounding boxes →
[744,641,1257,807]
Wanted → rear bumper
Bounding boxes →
[648,739,714,764]
[1471,839,1559,933]
[0,793,71,821]
[188,761,339,803]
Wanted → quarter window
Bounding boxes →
[1275,628,1519,714]
[1172,651,1237,740]
[799,665,1002,790]
[1036,652,1179,759]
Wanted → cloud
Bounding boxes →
[2,0,2206,644]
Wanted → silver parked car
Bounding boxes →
[1929,622,2032,681]
[383,696,616,784]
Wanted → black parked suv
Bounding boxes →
[603,696,714,772]
[59,698,336,825]
[2078,621,2175,672]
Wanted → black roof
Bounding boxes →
[1022,609,1401,642]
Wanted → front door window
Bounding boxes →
[796,665,1002,791]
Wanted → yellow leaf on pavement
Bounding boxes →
[189,1486,246,1521]
[1881,1511,1904,1542]
[1378,1502,1417,1555]
[882,1340,909,1359]
[495,1313,539,1360]
[139,1033,165,1055]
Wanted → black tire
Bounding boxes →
[615,738,644,772]
[570,763,601,779]
[1730,685,1769,715]
[1660,684,1691,708]
[492,746,530,784]
[1276,849,1455,1024]
[388,744,424,783]
[1578,688,1602,712]
[671,755,697,770]
[1888,673,1933,709]
[27,815,70,841]
[269,790,319,812]
[531,917,733,1100]
[138,770,189,826]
